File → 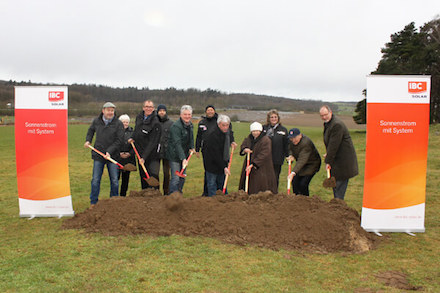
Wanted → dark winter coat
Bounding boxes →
[158,114,173,159]
[323,114,359,180]
[166,118,194,162]
[239,133,277,194]
[288,135,321,176]
[203,126,229,174]
[263,123,289,165]
[196,113,235,152]
[132,110,162,161]
[85,113,124,162]
[117,126,136,165]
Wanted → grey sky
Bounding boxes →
[0,0,438,101]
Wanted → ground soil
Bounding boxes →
[63,189,379,254]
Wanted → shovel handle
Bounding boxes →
[245,152,250,194]
[326,168,331,179]
[130,141,151,179]
[223,146,235,194]
[88,145,123,168]
[177,151,194,175]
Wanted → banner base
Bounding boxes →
[20,213,74,218]
[18,196,74,218]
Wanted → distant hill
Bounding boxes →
[0,80,353,116]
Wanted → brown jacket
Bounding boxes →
[288,134,321,176]
[239,134,278,194]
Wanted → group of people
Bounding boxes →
[84,101,358,206]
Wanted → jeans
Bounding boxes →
[90,160,119,204]
[292,173,316,196]
[333,179,349,200]
[169,160,185,194]
[206,171,226,197]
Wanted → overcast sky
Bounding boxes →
[0,1,438,102]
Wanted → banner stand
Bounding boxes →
[361,75,430,233]
[15,86,74,218]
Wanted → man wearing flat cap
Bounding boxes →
[287,128,321,196]
[84,102,124,206]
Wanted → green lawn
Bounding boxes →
[0,122,439,292]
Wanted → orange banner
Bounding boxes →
[15,86,74,217]
[361,75,430,233]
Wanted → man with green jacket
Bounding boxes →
[166,105,195,194]
[287,128,321,196]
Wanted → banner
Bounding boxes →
[15,86,74,217]
[361,75,430,232]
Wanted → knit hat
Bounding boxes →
[205,105,215,112]
[157,104,167,112]
[250,122,263,132]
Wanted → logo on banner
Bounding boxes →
[49,91,64,102]
[408,82,428,98]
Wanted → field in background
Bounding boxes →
[0,122,439,292]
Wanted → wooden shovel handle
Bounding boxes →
[130,141,150,179]
[88,145,123,168]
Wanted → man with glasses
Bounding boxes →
[131,100,162,189]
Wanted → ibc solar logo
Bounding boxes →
[408,81,427,93]
[48,91,64,102]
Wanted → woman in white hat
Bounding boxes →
[238,122,277,194]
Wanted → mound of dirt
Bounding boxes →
[62,190,379,253]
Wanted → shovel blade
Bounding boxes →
[144,176,160,187]
[322,177,336,188]
[175,170,186,178]
[122,163,137,172]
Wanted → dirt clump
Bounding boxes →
[63,190,380,253]
[375,271,423,291]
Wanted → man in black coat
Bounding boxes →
[131,100,162,189]
[202,115,232,196]
[196,105,236,196]
[157,104,173,195]
[84,102,124,206]
[320,105,359,199]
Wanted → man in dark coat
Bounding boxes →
[166,105,195,194]
[196,105,236,196]
[239,122,277,194]
[131,100,162,189]
[320,105,359,199]
[287,128,321,196]
[157,104,173,195]
[84,102,124,206]
[202,115,232,196]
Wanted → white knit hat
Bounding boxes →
[250,122,263,132]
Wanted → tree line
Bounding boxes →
[0,80,339,117]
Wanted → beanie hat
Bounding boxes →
[250,122,263,132]
[157,104,167,112]
[205,105,215,112]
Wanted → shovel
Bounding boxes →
[287,159,292,195]
[245,152,250,194]
[130,141,160,187]
[323,168,336,188]
[175,151,194,178]
[87,145,136,171]
[222,145,235,194]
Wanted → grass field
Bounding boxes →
[0,122,439,292]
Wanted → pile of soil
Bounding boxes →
[63,190,379,253]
